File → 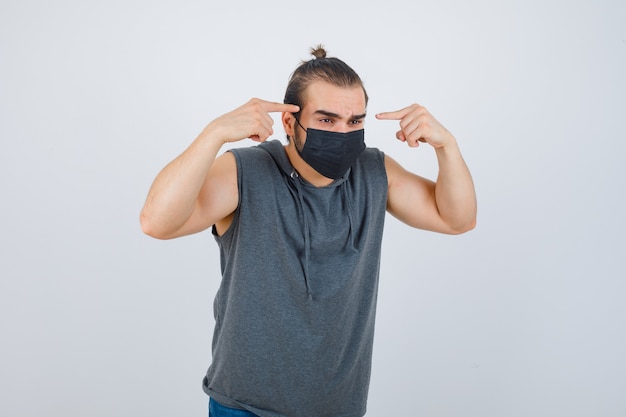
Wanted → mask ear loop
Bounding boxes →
[293,114,307,133]
[291,114,308,154]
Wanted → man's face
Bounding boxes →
[291,80,367,146]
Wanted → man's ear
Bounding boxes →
[282,111,296,139]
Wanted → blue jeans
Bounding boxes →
[209,398,260,417]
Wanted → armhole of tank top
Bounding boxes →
[379,149,389,199]
[213,149,243,240]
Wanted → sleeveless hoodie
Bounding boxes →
[203,140,388,417]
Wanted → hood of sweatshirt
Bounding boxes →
[257,140,357,300]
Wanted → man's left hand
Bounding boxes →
[376,104,455,148]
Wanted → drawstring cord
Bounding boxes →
[342,184,358,253]
[291,170,313,300]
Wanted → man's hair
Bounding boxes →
[284,45,368,140]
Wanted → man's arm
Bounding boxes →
[377,104,477,234]
[140,99,300,240]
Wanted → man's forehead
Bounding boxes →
[301,82,366,116]
[312,109,367,119]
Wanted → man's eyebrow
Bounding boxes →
[313,110,367,120]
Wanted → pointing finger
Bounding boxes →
[375,107,410,120]
[376,103,425,121]
[261,100,300,114]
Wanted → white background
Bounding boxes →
[1,1,625,416]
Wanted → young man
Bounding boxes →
[141,46,476,417]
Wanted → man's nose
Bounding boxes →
[335,123,352,133]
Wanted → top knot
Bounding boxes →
[310,44,327,59]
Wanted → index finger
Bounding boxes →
[261,101,300,114]
[375,107,410,120]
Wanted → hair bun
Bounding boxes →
[310,44,327,59]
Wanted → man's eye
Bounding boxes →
[351,119,362,125]
[320,118,332,123]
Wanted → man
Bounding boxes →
[141,46,476,417]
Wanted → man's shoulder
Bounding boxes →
[356,146,385,169]
[362,146,384,157]
[228,140,287,177]
[229,140,283,159]
[350,146,387,190]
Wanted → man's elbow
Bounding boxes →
[447,217,477,235]
[140,211,172,240]
[461,217,477,234]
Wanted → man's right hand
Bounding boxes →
[140,98,299,239]
[207,98,300,144]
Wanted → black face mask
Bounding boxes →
[294,118,366,179]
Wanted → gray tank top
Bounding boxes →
[203,140,388,417]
